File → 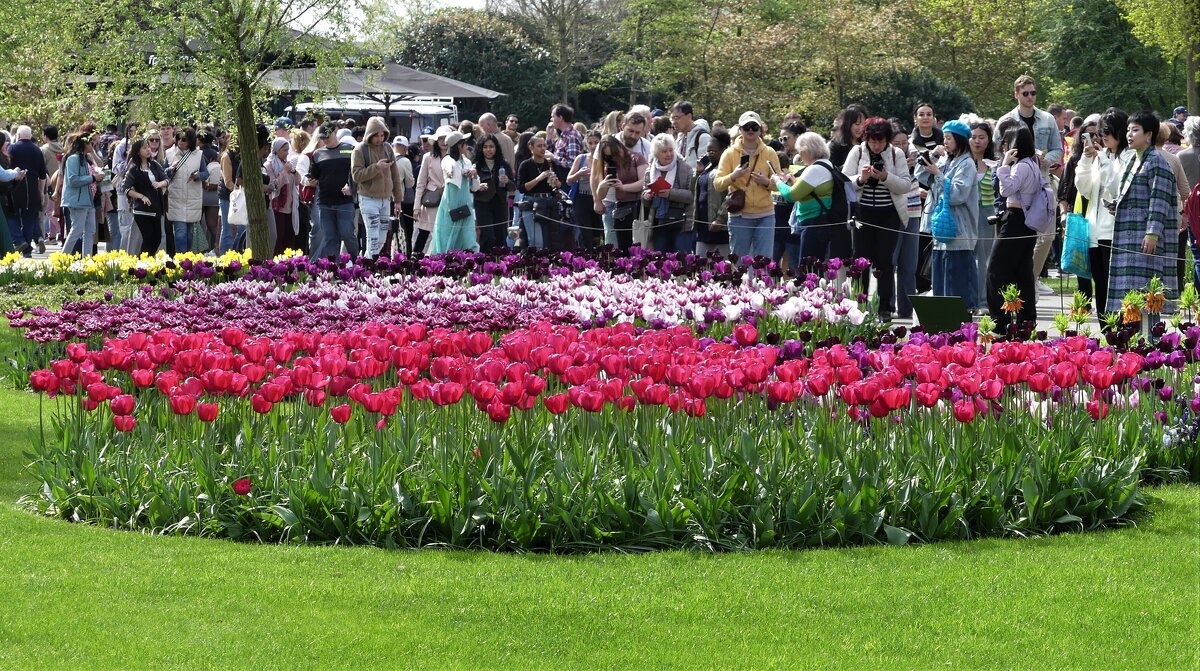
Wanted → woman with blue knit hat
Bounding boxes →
[916,119,980,309]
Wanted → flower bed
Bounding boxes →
[24,322,1199,551]
[7,268,872,342]
[1,247,865,287]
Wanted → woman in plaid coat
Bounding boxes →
[1106,111,1179,314]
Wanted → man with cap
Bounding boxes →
[306,122,358,258]
[274,117,294,140]
[1170,106,1188,130]
[391,135,417,255]
[713,111,782,261]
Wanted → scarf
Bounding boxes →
[651,158,677,219]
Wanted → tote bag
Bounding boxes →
[1060,192,1091,279]
[930,177,958,244]
[228,187,249,227]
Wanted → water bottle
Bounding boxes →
[498,166,508,188]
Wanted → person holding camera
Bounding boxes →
[1073,110,1130,319]
[917,120,980,313]
[351,116,409,259]
[987,126,1042,329]
[517,135,561,250]
[713,112,781,261]
[567,130,602,249]
[593,135,647,251]
[842,117,913,321]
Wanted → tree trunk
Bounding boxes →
[234,80,271,259]
[1188,40,1199,119]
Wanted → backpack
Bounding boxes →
[1185,155,1200,239]
[812,160,856,224]
[1020,158,1057,233]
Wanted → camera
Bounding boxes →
[918,151,932,166]
[987,212,1007,227]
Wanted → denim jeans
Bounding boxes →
[171,220,193,254]
[517,194,542,249]
[359,196,391,258]
[728,213,774,260]
[217,197,245,254]
[10,207,40,249]
[318,202,359,258]
[308,195,324,257]
[932,249,979,307]
[894,216,920,318]
[63,207,96,257]
[652,227,696,255]
[117,192,140,253]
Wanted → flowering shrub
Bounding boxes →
[24,323,1199,550]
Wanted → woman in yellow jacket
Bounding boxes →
[713,112,782,260]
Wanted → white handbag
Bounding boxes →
[228,187,249,227]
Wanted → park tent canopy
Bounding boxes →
[262,63,505,103]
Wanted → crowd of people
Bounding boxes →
[1,74,1196,328]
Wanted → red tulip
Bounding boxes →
[431,382,465,406]
[112,414,136,432]
[616,395,636,412]
[1086,398,1109,421]
[805,372,831,397]
[733,323,758,347]
[1027,373,1052,394]
[485,401,511,423]
[952,398,976,423]
[251,394,273,414]
[330,404,352,424]
[29,370,60,393]
[915,383,941,408]
[543,393,570,414]
[1050,362,1078,388]
[766,380,798,403]
[197,403,220,422]
[110,394,136,416]
[168,394,197,416]
[980,378,1004,400]
[232,477,252,496]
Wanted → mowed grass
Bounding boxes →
[0,331,1197,669]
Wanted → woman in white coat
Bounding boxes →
[164,128,207,254]
[413,127,451,255]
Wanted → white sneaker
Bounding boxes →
[1036,281,1054,295]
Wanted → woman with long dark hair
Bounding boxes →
[122,137,169,255]
[472,133,512,251]
[594,135,646,250]
[567,130,602,249]
[969,121,996,309]
[988,126,1041,328]
[1073,110,1130,319]
[828,106,866,170]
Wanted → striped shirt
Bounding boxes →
[978,164,994,207]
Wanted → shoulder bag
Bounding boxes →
[725,151,761,214]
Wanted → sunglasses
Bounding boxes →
[1020,90,1037,97]
[742,123,761,132]
[148,138,161,143]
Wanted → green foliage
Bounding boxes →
[395,10,560,125]
[853,68,977,129]
[25,385,1197,551]
[1036,0,1179,113]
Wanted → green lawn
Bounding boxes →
[0,338,1197,669]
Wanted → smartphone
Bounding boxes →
[1081,132,1092,145]
[606,165,617,179]
[871,160,885,172]
[918,151,932,165]
[739,154,750,167]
